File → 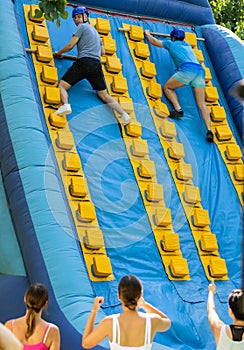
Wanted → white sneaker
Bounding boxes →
[55,104,72,116]
[121,112,131,125]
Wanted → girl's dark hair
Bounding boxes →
[118,275,142,311]
[228,289,244,321]
[25,283,48,339]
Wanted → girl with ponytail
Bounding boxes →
[82,275,171,349]
[5,283,60,350]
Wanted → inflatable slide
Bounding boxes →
[0,0,243,349]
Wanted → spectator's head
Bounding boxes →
[118,275,142,311]
[228,289,244,321]
[170,28,185,41]
[24,283,48,339]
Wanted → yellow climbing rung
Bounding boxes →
[200,232,218,252]
[134,42,150,59]
[126,121,142,137]
[141,60,157,78]
[208,257,228,278]
[70,177,88,198]
[161,233,180,252]
[176,163,193,181]
[64,152,81,172]
[147,81,162,99]
[160,121,176,139]
[192,208,210,227]
[95,18,111,34]
[102,36,116,55]
[215,125,232,141]
[168,142,185,160]
[129,25,144,41]
[84,229,105,250]
[78,201,96,223]
[169,257,190,278]
[154,208,172,227]
[210,106,226,122]
[131,139,149,157]
[93,255,113,277]
[42,65,58,84]
[138,159,156,178]
[33,24,49,42]
[146,183,164,202]
[183,186,201,204]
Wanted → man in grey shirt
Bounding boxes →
[54,6,131,125]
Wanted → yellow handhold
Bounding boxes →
[183,186,201,204]
[185,32,197,47]
[117,97,134,114]
[56,130,74,150]
[210,106,226,122]
[192,208,210,227]
[78,201,96,222]
[129,25,144,41]
[168,141,185,160]
[102,36,116,55]
[138,159,156,178]
[93,255,113,277]
[29,5,44,22]
[33,24,49,42]
[131,139,149,157]
[49,113,67,128]
[112,76,128,93]
[193,49,204,63]
[126,121,142,137]
[154,208,172,227]
[44,87,61,104]
[36,45,53,62]
[215,125,232,141]
[42,65,58,84]
[134,42,150,59]
[205,86,219,102]
[141,61,157,78]
[233,164,244,181]
[169,257,189,277]
[160,120,177,139]
[84,229,104,249]
[154,100,169,118]
[200,232,218,252]
[96,18,111,34]
[225,144,242,161]
[105,56,122,73]
[147,81,162,99]
[70,177,88,198]
[204,67,212,82]
[146,183,163,202]
[161,233,180,252]
[176,163,193,181]
[209,257,228,278]
[64,152,81,172]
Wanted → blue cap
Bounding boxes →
[170,28,185,41]
[72,6,89,18]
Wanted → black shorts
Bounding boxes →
[61,57,106,91]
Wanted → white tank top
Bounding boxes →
[109,314,152,350]
[217,325,244,350]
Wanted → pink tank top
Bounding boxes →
[11,320,50,350]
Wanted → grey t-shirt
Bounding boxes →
[74,22,101,60]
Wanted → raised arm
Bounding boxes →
[207,279,224,345]
[82,297,110,349]
[54,35,79,57]
[138,297,171,332]
[144,30,164,48]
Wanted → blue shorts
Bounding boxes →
[173,62,206,88]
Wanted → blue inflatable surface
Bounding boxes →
[0,1,243,349]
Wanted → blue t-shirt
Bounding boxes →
[74,22,101,60]
[163,40,200,69]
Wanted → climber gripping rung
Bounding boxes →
[118,28,205,41]
[25,48,106,63]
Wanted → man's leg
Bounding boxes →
[164,77,185,114]
[194,87,213,142]
[96,89,131,125]
[55,80,72,116]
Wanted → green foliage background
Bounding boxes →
[209,0,244,40]
[34,0,244,39]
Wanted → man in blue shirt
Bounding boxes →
[145,28,213,142]
[54,6,131,125]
